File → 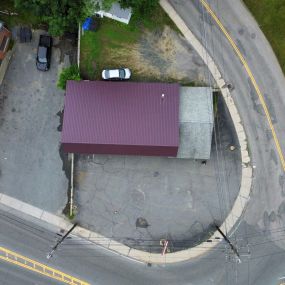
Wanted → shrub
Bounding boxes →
[57,65,81,90]
[119,0,159,16]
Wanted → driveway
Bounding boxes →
[0,30,68,213]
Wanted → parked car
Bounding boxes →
[102,68,131,80]
[36,35,52,71]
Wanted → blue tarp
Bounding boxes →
[82,17,92,31]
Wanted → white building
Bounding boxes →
[95,2,132,24]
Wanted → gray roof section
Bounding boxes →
[108,2,131,20]
[177,87,213,159]
[95,1,132,21]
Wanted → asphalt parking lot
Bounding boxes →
[0,30,68,213]
[74,96,242,252]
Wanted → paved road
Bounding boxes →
[2,206,285,285]
[171,0,285,237]
[167,0,285,283]
[0,261,60,285]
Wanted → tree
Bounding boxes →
[14,0,97,36]
[102,0,116,11]
[57,65,81,90]
[119,0,159,16]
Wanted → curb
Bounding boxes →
[0,0,252,265]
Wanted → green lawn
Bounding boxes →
[80,18,140,79]
[80,6,179,80]
[243,0,285,73]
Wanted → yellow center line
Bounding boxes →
[199,0,285,172]
[0,246,90,285]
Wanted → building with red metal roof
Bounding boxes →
[61,80,180,156]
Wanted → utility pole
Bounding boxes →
[215,225,241,263]
[47,223,77,259]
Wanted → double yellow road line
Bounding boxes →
[200,0,285,172]
[0,246,90,285]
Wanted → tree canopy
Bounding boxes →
[119,0,159,16]
[13,0,159,35]
[57,65,81,90]
[14,0,96,36]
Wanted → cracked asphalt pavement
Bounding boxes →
[0,30,68,213]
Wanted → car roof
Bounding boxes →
[109,69,120,78]
[38,46,47,58]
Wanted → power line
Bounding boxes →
[47,223,77,259]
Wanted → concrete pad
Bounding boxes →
[241,151,251,163]
[74,226,91,239]
[238,132,247,142]
[0,194,24,211]
[243,167,253,178]
[129,248,151,263]
[240,140,248,151]
[109,241,131,256]
[41,211,66,228]
[240,177,253,197]
[235,123,245,133]
[229,200,244,219]
[20,202,44,220]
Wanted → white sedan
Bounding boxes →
[102,68,131,80]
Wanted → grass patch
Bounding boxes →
[129,5,180,33]
[80,5,180,80]
[0,0,42,29]
[80,18,140,79]
[243,0,285,73]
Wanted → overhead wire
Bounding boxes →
[3,207,285,254]
[198,0,228,231]
[211,0,241,254]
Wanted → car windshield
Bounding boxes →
[38,47,47,63]
[105,70,110,78]
[119,69,125,78]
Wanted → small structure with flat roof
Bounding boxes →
[95,2,132,24]
[177,87,213,160]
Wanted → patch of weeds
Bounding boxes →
[63,202,77,220]
[129,5,180,34]
[80,18,140,79]
[213,91,219,116]
[67,210,76,220]
[80,4,181,80]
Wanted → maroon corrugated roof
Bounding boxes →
[61,80,179,155]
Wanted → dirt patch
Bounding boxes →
[105,26,209,83]
[53,34,78,65]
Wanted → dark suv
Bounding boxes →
[36,35,52,71]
